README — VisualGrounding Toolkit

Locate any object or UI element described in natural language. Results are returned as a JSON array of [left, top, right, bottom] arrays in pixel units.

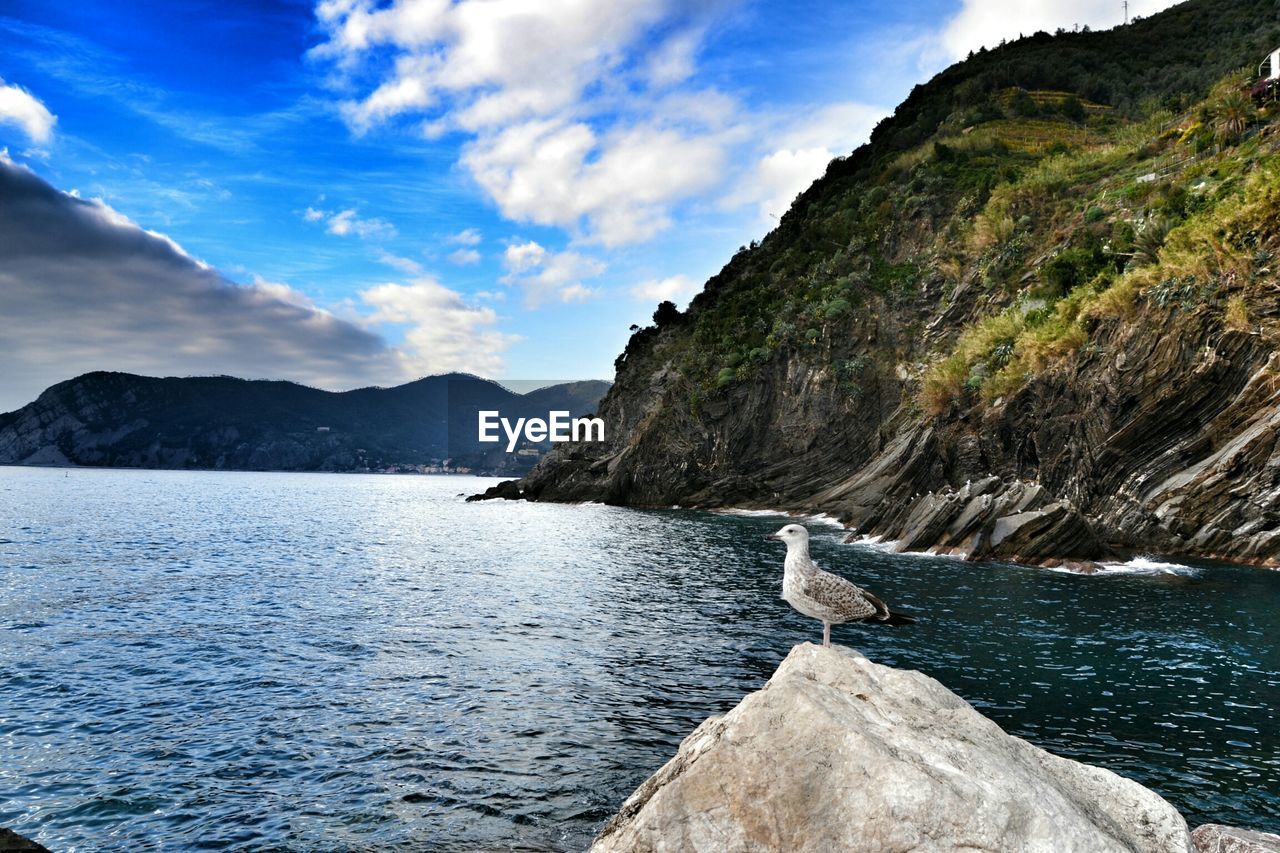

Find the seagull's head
[[765, 524, 809, 547]]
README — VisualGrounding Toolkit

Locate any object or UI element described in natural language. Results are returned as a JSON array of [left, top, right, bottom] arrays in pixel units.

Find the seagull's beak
[[764, 533, 780, 541]]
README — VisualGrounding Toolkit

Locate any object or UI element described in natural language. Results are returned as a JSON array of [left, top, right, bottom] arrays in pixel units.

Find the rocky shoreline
[[0, 827, 50, 852], [471, 479, 1216, 575], [591, 643, 1280, 852]]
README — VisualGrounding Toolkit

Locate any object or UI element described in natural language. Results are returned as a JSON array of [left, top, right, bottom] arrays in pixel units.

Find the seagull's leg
[[822, 621, 831, 648]]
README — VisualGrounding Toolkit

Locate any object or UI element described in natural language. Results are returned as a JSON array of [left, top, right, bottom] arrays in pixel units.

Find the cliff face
[[0, 372, 609, 472], [491, 0, 1280, 567]]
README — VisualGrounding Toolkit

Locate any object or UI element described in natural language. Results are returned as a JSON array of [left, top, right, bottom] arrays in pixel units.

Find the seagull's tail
[[882, 610, 916, 626]]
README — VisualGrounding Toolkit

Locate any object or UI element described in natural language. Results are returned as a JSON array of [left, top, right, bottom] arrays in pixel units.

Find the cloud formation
[[937, 0, 1182, 60], [0, 78, 55, 143], [313, 0, 739, 246], [360, 278, 516, 378], [448, 227, 482, 245], [501, 239, 604, 306], [304, 204, 397, 239], [461, 116, 729, 246], [0, 155, 510, 411], [728, 102, 885, 223], [629, 274, 698, 305], [315, 0, 673, 133], [310, 1, 899, 257]]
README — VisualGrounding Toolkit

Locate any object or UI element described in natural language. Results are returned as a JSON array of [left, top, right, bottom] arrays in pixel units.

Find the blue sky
[[0, 0, 1179, 410]]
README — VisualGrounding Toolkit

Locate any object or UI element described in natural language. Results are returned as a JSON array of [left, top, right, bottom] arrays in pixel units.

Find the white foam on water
[[711, 507, 845, 529], [1095, 555, 1200, 577], [843, 534, 966, 560], [846, 533, 895, 551], [845, 538, 1197, 575], [709, 507, 786, 518]]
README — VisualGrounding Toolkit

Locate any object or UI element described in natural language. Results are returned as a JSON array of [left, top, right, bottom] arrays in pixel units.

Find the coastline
[[474, 482, 1280, 573]]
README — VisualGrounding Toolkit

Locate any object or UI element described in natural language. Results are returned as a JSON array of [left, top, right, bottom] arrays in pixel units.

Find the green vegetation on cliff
[[510, 0, 1280, 567], [922, 73, 1280, 414], [622, 7, 1280, 395]]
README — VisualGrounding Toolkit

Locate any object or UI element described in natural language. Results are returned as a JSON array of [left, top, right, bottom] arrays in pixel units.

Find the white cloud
[[557, 283, 597, 303], [773, 102, 886, 152], [249, 275, 324, 310], [503, 239, 548, 273], [318, 0, 672, 132], [745, 147, 834, 222], [937, 0, 1182, 61], [314, 0, 736, 246], [303, 204, 398, 239], [327, 208, 397, 239], [376, 248, 425, 275], [630, 274, 699, 305], [448, 227, 482, 245], [359, 277, 517, 377], [645, 29, 702, 88], [312, 3, 901, 247], [447, 247, 480, 265], [728, 101, 885, 223], [500, 238, 604, 307], [463, 117, 728, 246], [0, 79, 56, 144]]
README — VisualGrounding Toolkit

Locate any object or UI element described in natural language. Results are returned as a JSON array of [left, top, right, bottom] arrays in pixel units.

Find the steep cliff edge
[[482, 0, 1280, 567]]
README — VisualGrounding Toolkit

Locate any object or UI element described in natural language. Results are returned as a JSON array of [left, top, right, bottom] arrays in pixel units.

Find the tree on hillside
[[653, 301, 681, 327], [1214, 89, 1254, 142], [1060, 95, 1086, 122], [1011, 89, 1039, 117]]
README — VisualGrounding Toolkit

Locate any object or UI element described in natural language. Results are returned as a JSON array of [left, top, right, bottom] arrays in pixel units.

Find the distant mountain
[[0, 372, 610, 473]]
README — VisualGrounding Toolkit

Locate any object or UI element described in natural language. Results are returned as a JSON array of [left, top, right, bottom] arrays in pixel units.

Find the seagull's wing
[[858, 588, 894, 621], [799, 570, 887, 622]]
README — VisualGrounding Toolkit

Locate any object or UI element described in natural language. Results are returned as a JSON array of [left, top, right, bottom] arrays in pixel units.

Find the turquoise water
[[1, 467, 1277, 850]]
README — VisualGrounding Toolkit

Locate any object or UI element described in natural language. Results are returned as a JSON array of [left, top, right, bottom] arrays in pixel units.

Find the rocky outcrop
[[836, 476, 1113, 566], [593, 643, 1192, 852], [827, 322, 1280, 567], [1192, 825, 1280, 853], [0, 827, 51, 853], [466, 478, 523, 501], [500, 291, 1280, 567]]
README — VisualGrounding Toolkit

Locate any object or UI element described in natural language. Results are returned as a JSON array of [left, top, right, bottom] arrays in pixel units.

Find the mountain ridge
[[478, 0, 1280, 568], [0, 371, 610, 473]]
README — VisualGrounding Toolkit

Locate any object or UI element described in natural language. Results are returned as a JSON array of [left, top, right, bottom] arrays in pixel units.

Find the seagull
[[766, 523, 915, 647]]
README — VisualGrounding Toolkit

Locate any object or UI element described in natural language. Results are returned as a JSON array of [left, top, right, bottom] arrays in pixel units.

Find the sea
[[1, 467, 1277, 850]]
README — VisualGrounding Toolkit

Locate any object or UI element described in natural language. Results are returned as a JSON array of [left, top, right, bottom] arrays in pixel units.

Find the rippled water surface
[[1, 467, 1278, 850]]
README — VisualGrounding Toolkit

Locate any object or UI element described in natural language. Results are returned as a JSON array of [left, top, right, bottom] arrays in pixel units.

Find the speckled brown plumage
[[797, 570, 891, 623], [769, 522, 914, 646]]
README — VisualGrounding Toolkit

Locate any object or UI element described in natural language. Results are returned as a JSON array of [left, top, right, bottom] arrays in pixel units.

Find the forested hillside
[[482, 0, 1280, 568], [0, 373, 608, 473]]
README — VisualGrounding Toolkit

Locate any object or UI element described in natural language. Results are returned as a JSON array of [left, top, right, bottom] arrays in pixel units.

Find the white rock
[[1192, 823, 1280, 853], [592, 643, 1192, 853]]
